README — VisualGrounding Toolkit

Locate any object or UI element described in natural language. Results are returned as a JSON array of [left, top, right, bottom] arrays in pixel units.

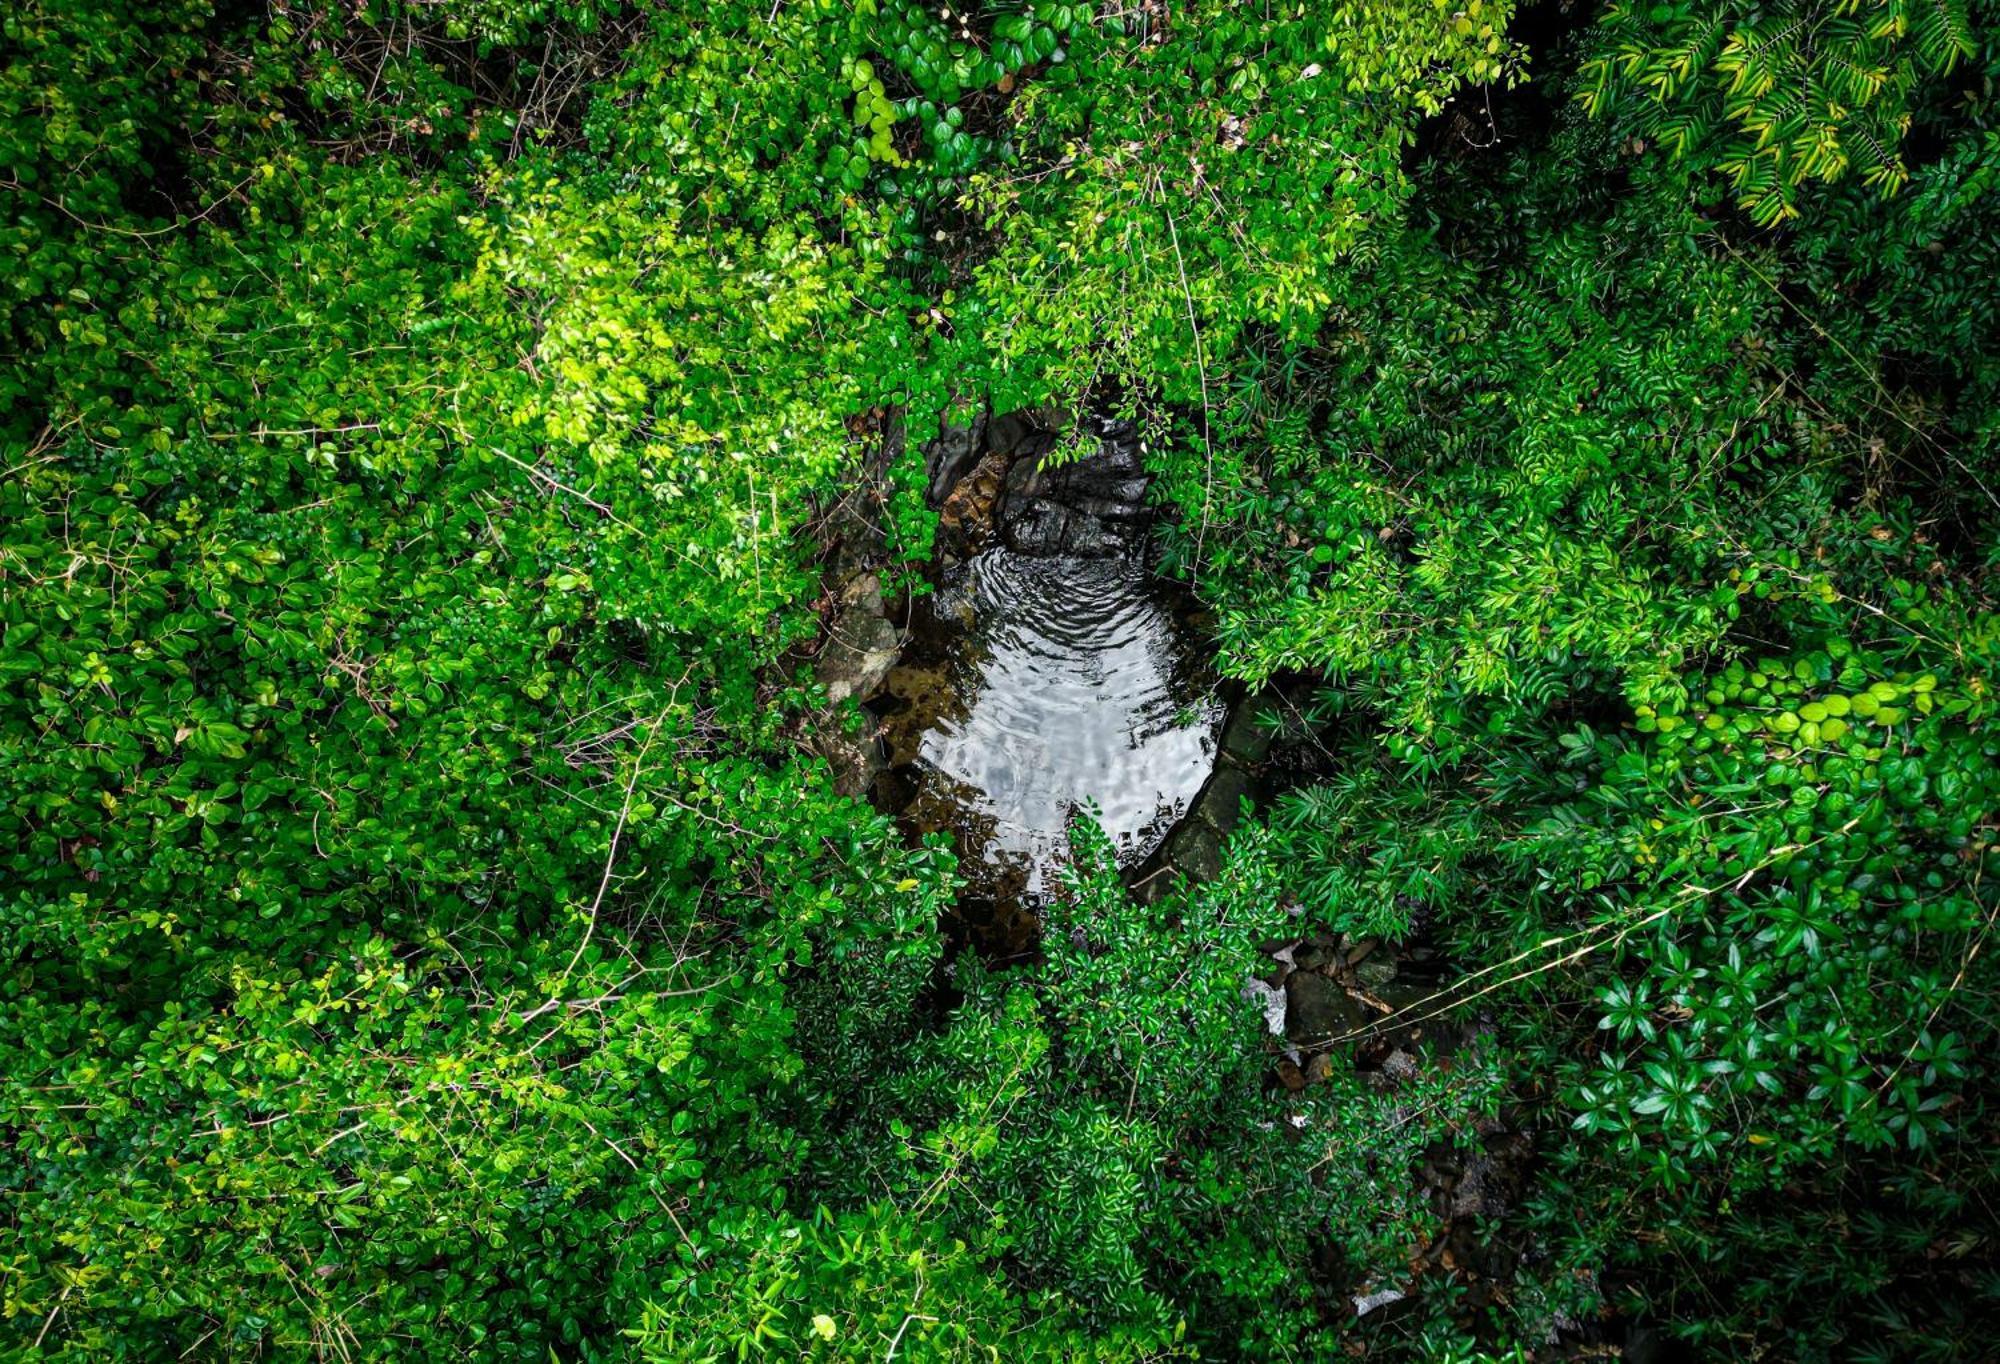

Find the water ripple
[[916, 549, 1223, 897]]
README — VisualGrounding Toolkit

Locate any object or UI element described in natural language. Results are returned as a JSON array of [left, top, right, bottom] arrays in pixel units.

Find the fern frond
[[1913, 0, 1975, 73]]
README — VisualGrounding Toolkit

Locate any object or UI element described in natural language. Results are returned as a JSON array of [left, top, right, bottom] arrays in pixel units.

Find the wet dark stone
[[1064, 493, 1151, 523], [999, 499, 1128, 557], [1286, 971, 1363, 1044], [924, 414, 987, 508], [1356, 955, 1399, 988], [1220, 695, 1280, 766], [996, 418, 1153, 559], [870, 761, 922, 813], [810, 727, 886, 799], [1047, 467, 1150, 505], [985, 410, 1034, 456], [1163, 820, 1224, 883], [999, 455, 1047, 509], [1293, 940, 1338, 973], [1129, 862, 1177, 906], [1371, 980, 1432, 1014], [1194, 765, 1252, 833]]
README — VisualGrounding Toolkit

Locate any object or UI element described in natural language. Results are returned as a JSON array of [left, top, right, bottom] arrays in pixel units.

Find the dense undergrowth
[[2, 0, 1997, 1358]]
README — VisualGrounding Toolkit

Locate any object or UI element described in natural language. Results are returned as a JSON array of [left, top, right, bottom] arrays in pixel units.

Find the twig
[[556, 707, 670, 987], [1869, 856, 1995, 1103], [483, 445, 634, 529], [884, 1313, 936, 1362], [1308, 829, 1842, 1047], [1163, 204, 1216, 585], [34, 173, 256, 240], [33, 1285, 72, 1350], [574, 1111, 694, 1249]]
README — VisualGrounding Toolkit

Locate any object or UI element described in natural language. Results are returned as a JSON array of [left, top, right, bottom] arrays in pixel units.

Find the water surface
[[879, 547, 1223, 908]]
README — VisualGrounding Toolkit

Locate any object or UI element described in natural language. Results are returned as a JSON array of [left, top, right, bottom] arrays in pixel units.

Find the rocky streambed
[[808, 406, 1273, 950], [891, 412, 1224, 944]]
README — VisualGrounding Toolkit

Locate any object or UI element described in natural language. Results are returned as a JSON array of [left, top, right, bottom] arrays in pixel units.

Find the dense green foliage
[[3, 0, 1996, 1358], [1579, 0, 1980, 223]]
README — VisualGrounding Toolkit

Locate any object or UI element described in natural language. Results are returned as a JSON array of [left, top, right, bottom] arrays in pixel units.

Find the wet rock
[[938, 595, 977, 631], [1285, 971, 1362, 1044], [1052, 468, 1150, 507], [809, 728, 885, 798], [818, 607, 900, 705], [1193, 765, 1251, 834], [870, 761, 922, 812], [1065, 492, 1151, 523], [924, 413, 987, 508], [984, 410, 1035, 456], [1293, 940, 1338, 973], [1220, 696, 1280, 766], [1020, 429, 1062, 464], [1356, 955, 1399, 988], [995, 419, 1153, 557], [1162, 819, 1223, 883], [803, 577, 895, 795], [1092, 419, 1145, 470], [821, 497, 887, 584], [937, 450, 1010, 554], [1371, 980, 1431, 1014], [999, 498, 1127, 557], [1451, 1152, 1506, 1220], [840, 570, 884, 615], [1027, 402, 1073, 433], [1378, 1048, 1420, 1083], [1008, 454, 1147, 505]]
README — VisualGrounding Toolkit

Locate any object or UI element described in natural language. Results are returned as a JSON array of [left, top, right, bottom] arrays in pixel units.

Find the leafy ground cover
[[3, 0, 1996, 1358]]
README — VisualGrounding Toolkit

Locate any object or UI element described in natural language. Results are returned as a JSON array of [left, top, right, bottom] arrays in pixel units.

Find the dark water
[[876, 548, 1223, 911]]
